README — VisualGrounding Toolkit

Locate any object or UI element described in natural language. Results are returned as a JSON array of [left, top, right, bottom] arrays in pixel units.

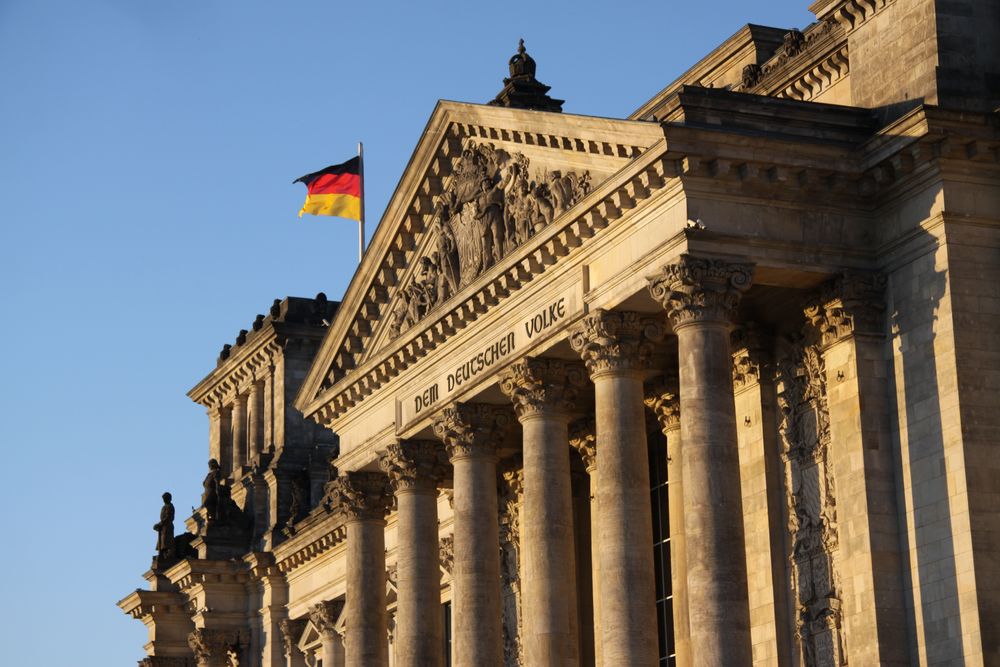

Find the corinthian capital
[[309, 600, 344, 637], [731, 323, 773, 389], [328, 471, 392, 522], [570, 309, 663, 378], [499, 357, 587, 419], [278, 618, 307, 657], [188, 628, 238, 663], [805, 271, 887, 345], [644, 380, 681, 434], [378, 440, 447, 493], [432, 403, 511, 461], [648, 254, 754, 328], [568, 417, 597, 472]]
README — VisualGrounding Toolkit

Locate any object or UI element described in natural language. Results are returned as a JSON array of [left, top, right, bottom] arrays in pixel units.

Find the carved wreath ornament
[[390, 142, 591, 337]]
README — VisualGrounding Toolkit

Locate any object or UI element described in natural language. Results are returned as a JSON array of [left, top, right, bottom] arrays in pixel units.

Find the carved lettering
[[523, 296, 566, 339]]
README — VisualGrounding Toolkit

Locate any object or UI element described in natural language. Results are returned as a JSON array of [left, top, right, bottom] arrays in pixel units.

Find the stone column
[[806, 273, 907, 664], [231, 393, 248, 474], [329, 472, 392, 667], [569, 419, 601, 667], [433, 403, 508, 667], [248, 553, 289, 667], [379, 441, 447, 667], [309, 600, 346, 667], [648, 255, 754, 666], [499, 357, 584, 666], [570, 309, 661, 666], [278, 619, 308, 667], [249, 379, 265, 460], [263, 365, 275, 452], [217, 406, 233, 477], [645, 382, 691, 667]]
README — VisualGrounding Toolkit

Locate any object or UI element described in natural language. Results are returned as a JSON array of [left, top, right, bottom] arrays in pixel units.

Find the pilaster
[[806, 272, 908, 665]]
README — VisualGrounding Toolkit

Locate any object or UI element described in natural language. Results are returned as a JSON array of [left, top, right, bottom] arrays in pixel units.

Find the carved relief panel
[[390, 141, 590, 338], [776, 337, 847, 667], [498, 463, 524, 667]]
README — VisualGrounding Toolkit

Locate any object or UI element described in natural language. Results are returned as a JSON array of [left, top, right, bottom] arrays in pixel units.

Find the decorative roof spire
[[489, 39, 564, 113]]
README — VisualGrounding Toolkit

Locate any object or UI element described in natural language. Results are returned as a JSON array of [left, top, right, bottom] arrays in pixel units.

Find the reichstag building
[[119, 0, 1000, 665]]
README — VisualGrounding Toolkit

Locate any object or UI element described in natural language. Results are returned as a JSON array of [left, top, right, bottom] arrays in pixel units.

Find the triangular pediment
[[296, 101, 666, 423]]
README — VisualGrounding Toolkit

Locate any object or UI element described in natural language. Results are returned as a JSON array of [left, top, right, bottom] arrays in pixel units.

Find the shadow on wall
[[888, 228, 964, 663]]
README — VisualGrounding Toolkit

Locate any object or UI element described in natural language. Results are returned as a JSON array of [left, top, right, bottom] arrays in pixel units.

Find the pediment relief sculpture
[[389, 141, 591, 338]]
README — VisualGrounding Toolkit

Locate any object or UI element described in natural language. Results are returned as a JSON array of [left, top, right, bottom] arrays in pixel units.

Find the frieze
[[397, 285, 579, 428], [389, 141, 590, 338]]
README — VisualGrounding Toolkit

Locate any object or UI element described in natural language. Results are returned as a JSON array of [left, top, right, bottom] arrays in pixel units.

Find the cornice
[[117, 589, 189, 620]]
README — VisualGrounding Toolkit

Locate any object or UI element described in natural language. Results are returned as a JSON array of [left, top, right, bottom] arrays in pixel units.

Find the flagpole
[[358, 141, 365, 263]]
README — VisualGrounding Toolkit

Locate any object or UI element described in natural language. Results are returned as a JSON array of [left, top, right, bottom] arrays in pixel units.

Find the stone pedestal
[[571, 309, 661, 666], [328, 472, 392, 667], [379, 440, 447, 667], [649, 255, 754, 666], [433, 403, 508, 667], [500, 358, 584, 666]]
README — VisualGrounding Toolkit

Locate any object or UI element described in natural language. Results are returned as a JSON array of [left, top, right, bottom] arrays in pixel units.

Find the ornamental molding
[[740, 19, 849, 103], [432, 402, 512, 460], [570, 309, 664, 377], [378, 440, 448, 493], [498, 357, 587, 419], [648, 254, 754, 329], [439, 535, 455, 576]]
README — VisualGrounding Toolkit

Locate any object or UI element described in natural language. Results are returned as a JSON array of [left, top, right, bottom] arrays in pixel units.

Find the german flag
[[294, 157, 362, 219]]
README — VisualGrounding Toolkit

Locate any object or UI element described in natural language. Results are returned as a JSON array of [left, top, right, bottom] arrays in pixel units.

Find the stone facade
[[121, 4, 1000, 665]]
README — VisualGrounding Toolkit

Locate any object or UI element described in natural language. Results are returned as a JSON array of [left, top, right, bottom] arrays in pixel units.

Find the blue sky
[[0, 1, 814, 663]]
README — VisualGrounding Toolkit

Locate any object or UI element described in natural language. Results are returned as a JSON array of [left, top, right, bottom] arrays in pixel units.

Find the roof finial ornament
[[490, 38, 563, 112]]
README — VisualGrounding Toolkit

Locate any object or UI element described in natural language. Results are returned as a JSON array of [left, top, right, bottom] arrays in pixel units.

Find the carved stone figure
[[287, 466, 311, 525], [201, 459, 223, 521], [390, 142, 590, 337], [153, 492, 175, 559]]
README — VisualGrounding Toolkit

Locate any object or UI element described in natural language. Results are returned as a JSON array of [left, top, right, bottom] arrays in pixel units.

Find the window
[[443, 601, 452, 667], [649, 432, 675, 666]]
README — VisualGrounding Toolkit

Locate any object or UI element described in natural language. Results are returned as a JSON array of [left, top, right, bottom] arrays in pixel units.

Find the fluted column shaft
[[501, 358, 584, 666], [434, 404, 508, 667], [571, 310, 661, 666], [329, 472, 392, 667], [649, 255, 754, 666], [380, 441, 446, 667]]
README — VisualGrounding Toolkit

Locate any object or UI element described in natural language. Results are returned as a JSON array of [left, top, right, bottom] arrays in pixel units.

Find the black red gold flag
[[293, 157, 362, 220]]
